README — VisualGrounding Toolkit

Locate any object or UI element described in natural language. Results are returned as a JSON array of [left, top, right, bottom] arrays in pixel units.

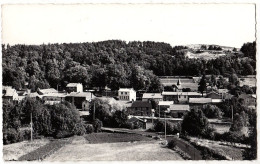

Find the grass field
[[18, 137, 73, 161], [3, 139, 49, 161], [45, 136, 183, 161], [84, 132, 152, 144], [166, 136, 202, 160], [189, 137, 245, 160]]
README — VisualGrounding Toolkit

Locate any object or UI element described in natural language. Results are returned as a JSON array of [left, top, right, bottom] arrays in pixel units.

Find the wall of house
[[127, 107, 152, 116], [178, 95, 188, 103]]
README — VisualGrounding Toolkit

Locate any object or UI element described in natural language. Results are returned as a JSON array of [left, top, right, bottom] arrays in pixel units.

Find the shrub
[[54, 130, 73, 139], [72, 122, 86, 136], [85, 124, 94, 134], [168, 140, 177, 149], [3, 128, 21, 145], [93, 119, 103, 132]]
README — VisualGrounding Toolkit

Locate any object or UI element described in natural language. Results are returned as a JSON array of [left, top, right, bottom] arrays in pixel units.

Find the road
[[45, 136, 183, 161]]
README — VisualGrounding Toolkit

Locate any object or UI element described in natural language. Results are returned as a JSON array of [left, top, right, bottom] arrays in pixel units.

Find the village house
[[238, 94, 256, 109], [65, 92, 95, 110], [118, 88, 136, 101], [42, 93, 67, 105], [206, 91, 223, 104], [2, 86, 19, 103], [126, 116, 148, 129], [168, 104, 190, 118], [162, 91, 202, 103], [66, 83, 83, 93], [142, 93, 163, 102], [127, 101, 152, 116]]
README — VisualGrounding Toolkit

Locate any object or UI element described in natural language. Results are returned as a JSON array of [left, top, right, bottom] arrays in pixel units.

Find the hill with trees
[[2, 41, 256, 91]]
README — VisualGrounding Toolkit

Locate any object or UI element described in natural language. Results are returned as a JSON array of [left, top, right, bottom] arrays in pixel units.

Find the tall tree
[[198, 74, 207, 96]]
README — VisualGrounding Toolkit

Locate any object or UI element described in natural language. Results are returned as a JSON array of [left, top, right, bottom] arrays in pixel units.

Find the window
[[125, 92, 127, 95], [179, 95, 180, 98], [121, 92, 123, 95], [184, 96, 186, 98]]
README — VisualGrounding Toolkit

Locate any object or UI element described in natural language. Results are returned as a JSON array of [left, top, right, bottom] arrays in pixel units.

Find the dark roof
[[127, 117, 146, 123], [206, 92, 221, 99], [131, 101, 152, 108]]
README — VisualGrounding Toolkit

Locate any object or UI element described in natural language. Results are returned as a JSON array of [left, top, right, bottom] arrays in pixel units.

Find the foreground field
[[3, 139, 49, 161], [45, 135, 183, 161]]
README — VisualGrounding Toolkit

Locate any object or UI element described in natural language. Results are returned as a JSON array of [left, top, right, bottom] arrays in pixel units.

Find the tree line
[[2, 41, 256, 92]]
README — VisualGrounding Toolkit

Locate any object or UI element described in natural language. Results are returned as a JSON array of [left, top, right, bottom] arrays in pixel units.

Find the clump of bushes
[[85, 124, 94, 134], [154, 120, 181, 135], [3, 98, 88, 144], [167, 140, 177, 149]]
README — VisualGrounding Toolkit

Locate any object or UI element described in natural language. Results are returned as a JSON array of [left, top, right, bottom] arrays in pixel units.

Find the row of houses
[[2, 83, 94, 111], [120, 87, 256, 119]]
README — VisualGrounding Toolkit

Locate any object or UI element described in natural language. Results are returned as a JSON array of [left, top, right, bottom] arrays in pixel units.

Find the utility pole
[[93, 102, 96, 120], [159, 105, 160, 118], [231, 105, 233, 122], [164, 111, 167, 140], [30, 112, 33, 142]]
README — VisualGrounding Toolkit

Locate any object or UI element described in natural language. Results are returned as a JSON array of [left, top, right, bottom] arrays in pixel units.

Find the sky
[[2, 4, 256, 48]]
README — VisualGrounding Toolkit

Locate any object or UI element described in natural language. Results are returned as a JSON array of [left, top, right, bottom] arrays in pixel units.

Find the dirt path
[[45, 136, 183, 161]]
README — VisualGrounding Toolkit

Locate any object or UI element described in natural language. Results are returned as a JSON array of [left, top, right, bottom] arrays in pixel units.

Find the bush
[[93, 119, 103, 132], [85, 124, 94, 134], [72, 122, 86, 136], [202, 105, 223, 119], [168, 140, 177, 149], [54, 130, 73, 139], [3, 128, 22, 145], [154, 120, 180, 135]]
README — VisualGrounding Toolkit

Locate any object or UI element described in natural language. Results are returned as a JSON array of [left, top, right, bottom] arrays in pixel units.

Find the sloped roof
[[142, 93, 163, 99], [67, 92, 94, 99], [28, 92, 40, 98], [127, 116, 146, 123], [131, 101, 152, 108], [42, 93, 67, 98], [38, 88, 58, 94], [158, 101, 174, 106], [169, 104, 190, 111], [179, 83, 199, 90], [189, 98, 212, 104], [66, 83, 82, 87], [206, 92, 221, 99], [162, 91, 201, 96], [119, 88, 136, 92], [217, 89, 229, 93]]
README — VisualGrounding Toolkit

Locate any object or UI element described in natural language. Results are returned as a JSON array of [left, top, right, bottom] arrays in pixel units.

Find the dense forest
[[2, 40, 256, 92]]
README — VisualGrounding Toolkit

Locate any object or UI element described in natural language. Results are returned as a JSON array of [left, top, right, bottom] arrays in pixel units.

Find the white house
[[118, 88, 136, 101], [66, 83, 83, 93]]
